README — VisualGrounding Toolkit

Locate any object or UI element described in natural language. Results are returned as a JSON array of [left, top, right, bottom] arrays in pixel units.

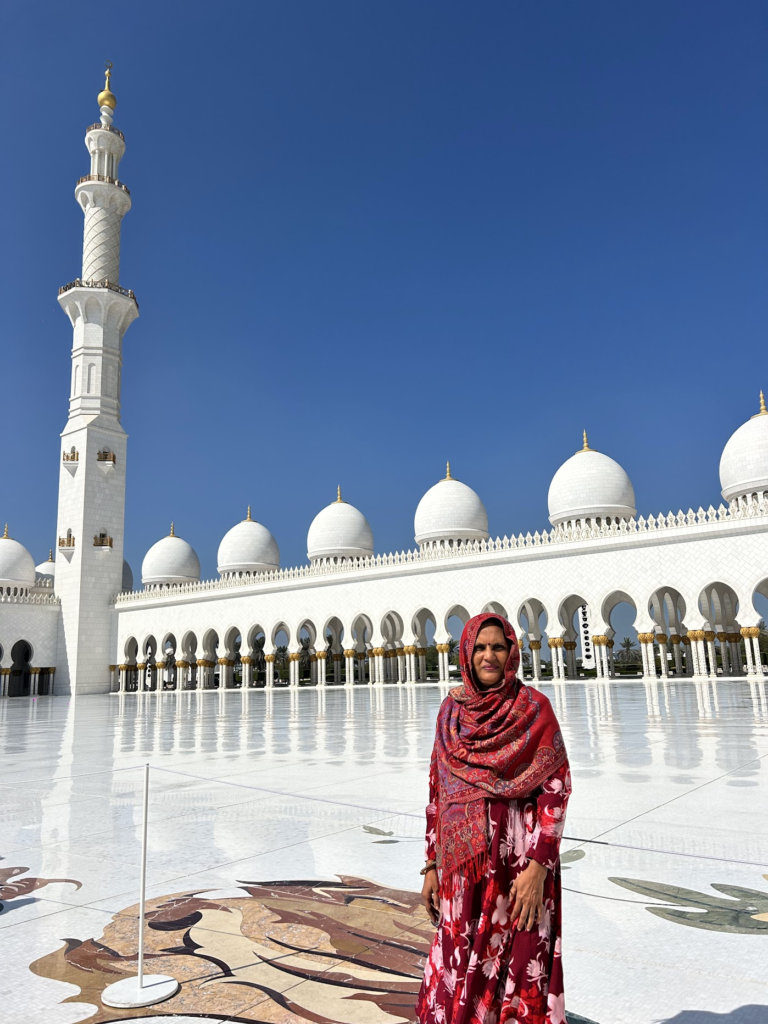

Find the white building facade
[[2, 75, 768, 697]]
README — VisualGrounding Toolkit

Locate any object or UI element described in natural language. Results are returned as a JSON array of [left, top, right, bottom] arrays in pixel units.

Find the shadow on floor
[[660, 1009, 768, 1024]]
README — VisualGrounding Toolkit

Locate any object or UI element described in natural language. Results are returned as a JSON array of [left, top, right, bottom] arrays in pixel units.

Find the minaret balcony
[[76, 173, 130, 196], [93, 534, 113, 550], [86, 122, 124, 141], [97, 450, 117, 475], [58, 534, 76, 562], [58, 278, 139, 313], [62, 449, 79, 477]]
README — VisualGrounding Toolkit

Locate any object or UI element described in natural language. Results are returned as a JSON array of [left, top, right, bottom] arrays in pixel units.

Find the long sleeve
[[527, 761, 571, 870], [424, 749, 438, 862]]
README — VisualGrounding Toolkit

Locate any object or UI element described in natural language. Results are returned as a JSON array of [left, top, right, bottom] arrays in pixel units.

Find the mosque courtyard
[[1, 680, 766, 1024]]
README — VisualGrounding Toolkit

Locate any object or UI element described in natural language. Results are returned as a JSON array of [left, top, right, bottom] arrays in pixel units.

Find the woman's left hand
[[510, 859, 547, 931]]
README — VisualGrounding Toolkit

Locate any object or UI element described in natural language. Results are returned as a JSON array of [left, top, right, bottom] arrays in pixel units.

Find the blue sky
[[2, 1, 767, 600]]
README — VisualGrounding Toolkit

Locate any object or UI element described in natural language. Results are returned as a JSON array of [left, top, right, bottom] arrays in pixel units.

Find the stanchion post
[[101, 763, 180, 1009]]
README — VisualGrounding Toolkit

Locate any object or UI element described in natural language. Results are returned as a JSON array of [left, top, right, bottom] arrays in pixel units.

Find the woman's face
[[472, 624, 510, 688]]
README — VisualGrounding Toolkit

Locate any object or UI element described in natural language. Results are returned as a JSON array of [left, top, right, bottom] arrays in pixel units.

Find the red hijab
[[433, 612, 567, 892]]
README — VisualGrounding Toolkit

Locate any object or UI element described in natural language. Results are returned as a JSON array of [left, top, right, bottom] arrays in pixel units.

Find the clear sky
[[2, 1, 767, 598]]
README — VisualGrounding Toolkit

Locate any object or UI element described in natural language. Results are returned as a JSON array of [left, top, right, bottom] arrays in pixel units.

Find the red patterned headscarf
[[433, 612, 567, 893]]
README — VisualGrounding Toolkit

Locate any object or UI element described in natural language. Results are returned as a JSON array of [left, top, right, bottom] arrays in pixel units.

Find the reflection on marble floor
[[0, 679, 767, 1023]]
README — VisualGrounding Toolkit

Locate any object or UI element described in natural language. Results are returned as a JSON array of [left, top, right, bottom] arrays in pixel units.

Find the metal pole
[[138, 762, 149, 989]]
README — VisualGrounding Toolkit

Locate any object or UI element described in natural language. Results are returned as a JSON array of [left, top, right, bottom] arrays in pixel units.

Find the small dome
[[548, 433, 636, 527], [414, 464, 489, 548], [307, 488, 373, 563], [122, 559, 134, 592], [0, 527, 36, 589], [35, 551, 56, 581], [218, 508, 280, 575], [141, 524, 201, 586], [719, 393, 768, 507]]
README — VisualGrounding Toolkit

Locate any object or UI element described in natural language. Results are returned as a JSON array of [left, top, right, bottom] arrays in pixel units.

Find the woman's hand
[[421, 867, 440, 925], [510, 859, 547, 931]]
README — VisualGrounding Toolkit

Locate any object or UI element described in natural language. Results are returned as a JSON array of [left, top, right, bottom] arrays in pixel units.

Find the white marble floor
[[1, 679, 767, 1024]]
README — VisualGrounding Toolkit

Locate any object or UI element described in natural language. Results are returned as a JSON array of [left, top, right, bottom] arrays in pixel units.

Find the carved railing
[[94, 535, 113, 547], [85, 122, 124, 140], [114, 499, 768, 604], [0, 592, 60, 606], [97, 451, 116, 463], [76, 174, 130, 195], [58, 535, 75, 549], [58, 279, 138, 310], [62, 451, 79, 462]]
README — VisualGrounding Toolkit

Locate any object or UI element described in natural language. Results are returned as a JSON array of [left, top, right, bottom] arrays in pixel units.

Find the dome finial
[[336, 485, 343, 503], [579, 430, 594, 453], [2, 524, 7, 539], [753, 390, 768, 418], [444, 461, 452, 480], [97, 60, 117, 113], [245, 505, 252, 521], [169, 521, 175, 537], [48, 549, 53, 562]]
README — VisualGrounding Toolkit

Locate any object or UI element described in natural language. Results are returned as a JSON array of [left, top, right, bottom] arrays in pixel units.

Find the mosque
[[2, 72, 768, 699]]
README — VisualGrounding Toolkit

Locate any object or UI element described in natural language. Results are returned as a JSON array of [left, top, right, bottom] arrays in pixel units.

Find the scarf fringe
[[440, 850, 488, 898]]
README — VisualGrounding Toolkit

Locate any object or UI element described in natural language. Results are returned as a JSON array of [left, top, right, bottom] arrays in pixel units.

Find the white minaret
[[54, 65, 138, 695]]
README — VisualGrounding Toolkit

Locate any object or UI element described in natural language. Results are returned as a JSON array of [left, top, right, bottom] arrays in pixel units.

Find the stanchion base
[[102, 974, 180, 1008]]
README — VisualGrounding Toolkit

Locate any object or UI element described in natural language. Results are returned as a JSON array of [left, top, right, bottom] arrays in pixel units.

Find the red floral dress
[[416, 758, 572, 1024]]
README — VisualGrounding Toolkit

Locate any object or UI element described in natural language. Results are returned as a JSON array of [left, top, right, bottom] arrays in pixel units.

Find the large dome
[[307, 489, 373, 564], [218, 508, 280, 575], [141, 525, 201, 586], [122, 559, 134, 592], [719, 394, 768, 508], [0, 527, 36, 590], [548, 433, 636, 527], [414, 464, 489, 548], [35, 551, 56, 582]]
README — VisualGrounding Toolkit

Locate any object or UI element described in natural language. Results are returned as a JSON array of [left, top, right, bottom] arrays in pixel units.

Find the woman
[[416, 613, 571, 1024]]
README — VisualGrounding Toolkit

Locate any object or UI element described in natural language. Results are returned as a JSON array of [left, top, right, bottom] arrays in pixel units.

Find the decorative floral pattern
[[417, 760, 572, 1024]]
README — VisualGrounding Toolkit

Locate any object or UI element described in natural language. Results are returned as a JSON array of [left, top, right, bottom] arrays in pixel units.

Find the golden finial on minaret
[[2, 524, 7, 539], [169, 522, 175, 537], [336, 486, 343, 503], [48, 549, 53, 562], [444, 461, 452, 480], [97, 60, 117, 110], [753, 390, 768, 418], [245, 505, 252, 521]]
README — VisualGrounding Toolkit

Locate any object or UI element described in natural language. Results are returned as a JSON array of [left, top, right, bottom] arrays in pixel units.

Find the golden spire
[[169, 522, 175, 537], [444, 461, 452, 480], [245, 505, 252, 521], [753, 390, 768, 418], [2, 524, 7, 539], [48, 549, 53, 562], [335, 485, 343, 503], [97, 61, 117, 110], [579, 430, 594, 453]]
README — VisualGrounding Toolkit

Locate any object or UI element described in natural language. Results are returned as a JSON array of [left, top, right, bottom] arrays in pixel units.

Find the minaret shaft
[[54, 70, 137, 695]]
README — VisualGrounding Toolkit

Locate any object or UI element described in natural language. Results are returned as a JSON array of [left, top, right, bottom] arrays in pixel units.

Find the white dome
[[0, 530, 36, 589], [548, 436, 636, 527], [719, 398, 768, 506], [218, 511, 280, 575], [122, 559, 134, 592], [307, 490, 373, 563], [414, 467, 489, 548], [35, 552, 56, 581], [141, 527, 201, 586]]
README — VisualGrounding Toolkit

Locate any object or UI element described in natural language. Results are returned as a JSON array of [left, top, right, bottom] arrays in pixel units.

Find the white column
[[344, 650, 355, 686], [530, 641, 542, 681], [704, 633, 717, 678], [656, 635, 668, 678], [417, 648, 427, 681], [717, 634, 730, 676], [728, 635, 743, 675], [751, 634, 764, 676], [241, 658, 253, 687], [316, 652, 327, 687], [265, 656, 275, 688], [405, 646, 416, 683]]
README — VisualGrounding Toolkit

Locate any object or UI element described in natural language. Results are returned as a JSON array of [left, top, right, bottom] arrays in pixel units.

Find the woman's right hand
[[421, 867, 440, 925]]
